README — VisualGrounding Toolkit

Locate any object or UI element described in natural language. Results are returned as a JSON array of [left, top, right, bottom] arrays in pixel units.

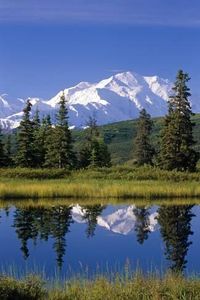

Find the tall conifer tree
[[32, 108, 42, 167], [40, 115, 52, 166], [159, 70, 199, 171], [79, 116, 111, 168], [134, 109, 154, 165], [0, 126, 6, 167], [45, 93, 74, 168], [4, 134, 13, 166], [15, 100, 35, 167]]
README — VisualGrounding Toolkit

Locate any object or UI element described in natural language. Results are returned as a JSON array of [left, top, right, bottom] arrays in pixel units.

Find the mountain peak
[[1, 71, 199, 130]]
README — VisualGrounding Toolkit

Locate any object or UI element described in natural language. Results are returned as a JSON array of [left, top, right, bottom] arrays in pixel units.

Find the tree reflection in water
[[12, 204, 106, 268], [82, 205, 106, 238], [13, 206, 73, 268], [157, 205, 194, 273], [133, 206, 151, 244], [0, 203, 195, 272]]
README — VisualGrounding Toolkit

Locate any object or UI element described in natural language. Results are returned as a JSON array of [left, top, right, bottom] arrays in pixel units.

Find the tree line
[[134, 70, 199, 171], [0, 93, 111, 169], [0, 70, 199, 171]]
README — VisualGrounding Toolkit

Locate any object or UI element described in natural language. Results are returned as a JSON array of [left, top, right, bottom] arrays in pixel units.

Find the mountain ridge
[[1, 71, 199, 130]]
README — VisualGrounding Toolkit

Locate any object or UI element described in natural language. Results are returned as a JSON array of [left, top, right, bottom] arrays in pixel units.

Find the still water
[[0, 202, 199, 278]]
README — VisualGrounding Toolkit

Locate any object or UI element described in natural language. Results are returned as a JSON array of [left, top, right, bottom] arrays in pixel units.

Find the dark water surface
[[0, 202, 199, 278]]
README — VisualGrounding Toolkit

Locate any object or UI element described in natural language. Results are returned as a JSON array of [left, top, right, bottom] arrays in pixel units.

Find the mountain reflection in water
[[0, 203, 196, 275]]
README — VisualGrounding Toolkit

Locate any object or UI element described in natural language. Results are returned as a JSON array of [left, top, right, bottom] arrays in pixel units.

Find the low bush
[[0, 168, 70, 180], [1, 273, 200, 299], [0, 275, 46, 300]]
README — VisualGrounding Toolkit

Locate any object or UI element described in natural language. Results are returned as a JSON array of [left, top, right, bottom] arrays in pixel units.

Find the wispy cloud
[[0, 0, 200, 27]]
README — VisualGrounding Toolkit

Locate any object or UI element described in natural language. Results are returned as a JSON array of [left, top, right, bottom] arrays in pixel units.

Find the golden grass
[[1, 273, 200, 299], [0, 178, 200, 200]]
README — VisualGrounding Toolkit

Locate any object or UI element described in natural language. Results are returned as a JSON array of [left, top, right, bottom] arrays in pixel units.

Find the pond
[[0, 202, 199, 278]]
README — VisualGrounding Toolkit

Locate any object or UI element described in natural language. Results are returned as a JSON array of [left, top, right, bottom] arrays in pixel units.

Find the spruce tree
[[0, 126, 6, 167], [15, 100, 35, 167], [159, 70, 199, 171], [45, 94, 74, 168], [79, 116, 111, 168], [32, 108, 42, 167], [40, 115, 52, 166], [90, 139, 111, 168], [4, 134, 13, 166], [134, 109, 154, 165]]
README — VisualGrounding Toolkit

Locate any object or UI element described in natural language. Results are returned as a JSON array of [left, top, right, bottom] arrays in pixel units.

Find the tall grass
[[1, 272, 200, 299], [0, 179, 198, 200], [0, 166, 200, 200], [0, 178, 200, 200]]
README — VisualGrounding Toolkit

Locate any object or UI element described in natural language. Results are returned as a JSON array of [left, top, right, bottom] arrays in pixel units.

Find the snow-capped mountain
[[71, 204, 158, 235], [1, 71, 199, 130]]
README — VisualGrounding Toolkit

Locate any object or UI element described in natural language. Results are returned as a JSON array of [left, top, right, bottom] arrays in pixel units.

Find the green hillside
[[72, 114, 200, 165]]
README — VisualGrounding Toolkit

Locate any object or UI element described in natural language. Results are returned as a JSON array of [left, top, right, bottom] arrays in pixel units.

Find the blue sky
[[1, 0, 200, 99]]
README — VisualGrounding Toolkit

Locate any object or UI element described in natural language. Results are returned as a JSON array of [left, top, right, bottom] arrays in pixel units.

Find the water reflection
[[12, 204, 105, 269], [133, 207, 152, 244], [0, 203, 196, 274], [157, 205, 194, 273]]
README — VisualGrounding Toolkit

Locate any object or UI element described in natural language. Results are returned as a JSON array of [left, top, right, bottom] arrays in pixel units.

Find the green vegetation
[[0, 165, 200, 200], [74, 112, 200, 165], [1, 70, 199, 170], [44, 93, 75, 168], [0, 95, 111, 170], [2, 165, 200, 181], [15, 99, 35, 167], [0, 174, 200, 200], [78, 116, 111, 168], [134, 108, 155, 166], [158, 70, 199, 171], [1, 273, 200, 299], [0, 275, 45, 300]]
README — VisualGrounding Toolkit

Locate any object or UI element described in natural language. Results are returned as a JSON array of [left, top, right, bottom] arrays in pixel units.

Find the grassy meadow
[[0, 166, 200, 201], [1, 273, 200, 300]]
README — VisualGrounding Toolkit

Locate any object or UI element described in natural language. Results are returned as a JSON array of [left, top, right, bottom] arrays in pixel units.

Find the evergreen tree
[[79, 116, 111, 168], [0, 126, 6, 167], [15, 100, 35, 167], [159, 70, 199, 171], [4, 134, 13, 166], [32, 108, 42, 167], [134, 109, 155, 165], [79, 145, 92, 168], [40, 115, 53, 167], [86, 116, 99, 141], [157, 205, 194, 273], [90, 139, 111, 168], [45, 94, 75, 168]]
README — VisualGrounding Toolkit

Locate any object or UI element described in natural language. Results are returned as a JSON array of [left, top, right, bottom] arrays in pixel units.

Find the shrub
[[0, 275, 46, 300]]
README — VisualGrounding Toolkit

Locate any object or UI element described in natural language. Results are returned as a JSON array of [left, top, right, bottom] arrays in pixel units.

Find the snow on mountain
[[71, 204, 158, 235], [0, 71, 199, 130]]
